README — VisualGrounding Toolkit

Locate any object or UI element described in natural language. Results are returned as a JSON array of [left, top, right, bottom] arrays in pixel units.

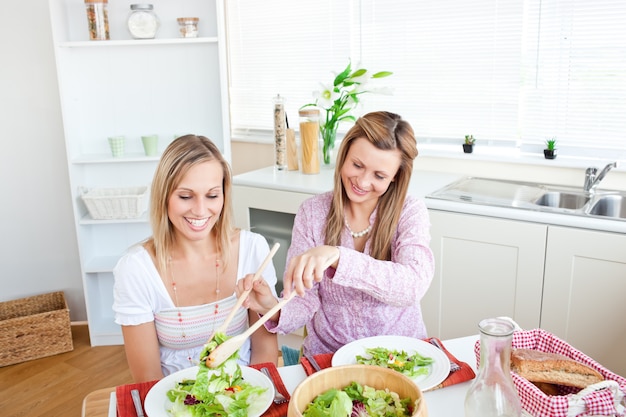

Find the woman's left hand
[[283, 245, 340, 297]]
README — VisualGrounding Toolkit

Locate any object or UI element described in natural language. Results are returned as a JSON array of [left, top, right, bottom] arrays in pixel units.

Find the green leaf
[[372, 71, 393, 78], [349, 68, 367, 78]]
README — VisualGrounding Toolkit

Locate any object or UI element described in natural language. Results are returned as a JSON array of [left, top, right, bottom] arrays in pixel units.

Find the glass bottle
[[84, 0, 109, 41], [127, 4, 160, 39], [465, 317, 522, 417], [299, 109, 320, 174], [273, 95, 287, 171]]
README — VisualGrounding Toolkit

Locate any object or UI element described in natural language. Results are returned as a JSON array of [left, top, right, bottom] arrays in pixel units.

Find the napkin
[[250, 362, 290, 417], [115, 380, 158, 417], [424, 337, 476, 391], [300, 353, 334, 376]]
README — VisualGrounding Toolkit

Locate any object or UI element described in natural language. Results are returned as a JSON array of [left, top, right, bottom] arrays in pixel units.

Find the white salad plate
[[144, 365, 274, 417], [331, 335, 451, 391]]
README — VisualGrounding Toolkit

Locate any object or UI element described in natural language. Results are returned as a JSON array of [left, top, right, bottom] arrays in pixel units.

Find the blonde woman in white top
[[113, 135, 278, 382]]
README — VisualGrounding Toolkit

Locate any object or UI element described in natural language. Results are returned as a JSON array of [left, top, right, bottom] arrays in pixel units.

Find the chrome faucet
[[583, 161, 618, 193]]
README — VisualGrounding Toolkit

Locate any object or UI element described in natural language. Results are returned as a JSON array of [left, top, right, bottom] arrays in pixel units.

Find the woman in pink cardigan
[[241, 111, 435, 355]]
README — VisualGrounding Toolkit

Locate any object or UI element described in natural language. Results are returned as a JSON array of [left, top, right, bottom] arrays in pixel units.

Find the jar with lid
[[299, 109, 320, 174], [127, 4, 160, 39], [84, 0, 109, 41], [465, 317, 522, 417], [273, 95, 287, 171], [177, 17, 200, 38]]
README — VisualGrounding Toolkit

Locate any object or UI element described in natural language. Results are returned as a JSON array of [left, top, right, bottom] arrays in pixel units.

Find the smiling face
[[167, 160, 224, 242], [340, 137, 402, 207]]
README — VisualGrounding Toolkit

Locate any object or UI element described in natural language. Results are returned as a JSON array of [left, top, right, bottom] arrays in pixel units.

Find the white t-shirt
[[112, 230, 278, 376]]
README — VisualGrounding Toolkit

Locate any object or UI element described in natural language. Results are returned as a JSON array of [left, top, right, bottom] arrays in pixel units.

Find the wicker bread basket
[[0, 291, 73, 367]]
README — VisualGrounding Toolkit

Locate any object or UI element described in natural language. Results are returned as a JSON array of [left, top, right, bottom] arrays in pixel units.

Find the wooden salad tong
[[206, 291, 297, 368], [203, 242, 280, 362]]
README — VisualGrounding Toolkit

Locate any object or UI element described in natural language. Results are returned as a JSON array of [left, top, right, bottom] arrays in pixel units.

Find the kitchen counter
[[233, 166, 626, 233]]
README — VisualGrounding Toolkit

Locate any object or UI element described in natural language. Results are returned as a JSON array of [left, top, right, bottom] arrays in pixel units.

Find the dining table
[[81, 334, 479, 417]]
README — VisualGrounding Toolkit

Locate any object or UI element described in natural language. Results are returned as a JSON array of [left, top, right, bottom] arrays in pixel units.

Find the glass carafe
[[465, 317, 522, 417]]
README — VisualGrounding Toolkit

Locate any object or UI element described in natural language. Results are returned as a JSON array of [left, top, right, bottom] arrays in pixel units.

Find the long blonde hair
[[325, 111, 418, 260], [144, 135, 235, 275]]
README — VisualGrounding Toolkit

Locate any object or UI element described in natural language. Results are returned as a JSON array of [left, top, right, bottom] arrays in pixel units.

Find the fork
[[260, 367, 288, 404], [429, 338, 461, 373]]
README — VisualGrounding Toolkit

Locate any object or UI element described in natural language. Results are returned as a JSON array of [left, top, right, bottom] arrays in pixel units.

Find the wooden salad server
[[204, 242, 280, 345], [206, 291, 297, 368]]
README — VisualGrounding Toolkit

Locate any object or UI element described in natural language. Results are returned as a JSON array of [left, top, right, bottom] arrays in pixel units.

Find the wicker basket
[[81, 186, 148, 219], [0, 291, 73, 367]]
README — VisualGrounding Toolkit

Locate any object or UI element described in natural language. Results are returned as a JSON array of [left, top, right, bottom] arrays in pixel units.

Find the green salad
[[356, 347, 433, 378], [302, 381, 415, 417], [166, 332, 268, 417]]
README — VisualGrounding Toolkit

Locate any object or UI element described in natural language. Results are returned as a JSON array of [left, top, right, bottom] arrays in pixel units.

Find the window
[[225, 0, 626, 159]]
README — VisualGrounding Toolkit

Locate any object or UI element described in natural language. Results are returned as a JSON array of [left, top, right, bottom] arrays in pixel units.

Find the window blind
[[225, 0, 626, 157]]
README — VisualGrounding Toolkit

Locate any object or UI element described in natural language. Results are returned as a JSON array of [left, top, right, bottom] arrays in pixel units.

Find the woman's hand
[[237, 273, 279, 315], [283, 245, 340, 297]]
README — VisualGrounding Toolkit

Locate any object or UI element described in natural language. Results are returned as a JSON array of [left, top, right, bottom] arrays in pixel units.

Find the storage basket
[[474, 328, 626, 417], [80, 186, 148, 219], [0, 291, 73, 367]]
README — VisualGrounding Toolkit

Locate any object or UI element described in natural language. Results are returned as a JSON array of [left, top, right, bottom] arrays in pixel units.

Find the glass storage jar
[[84, 0, 109, 41], [299, 109, 320, 174], [127, 4, 160, 39], [177, 17, 200, 38]]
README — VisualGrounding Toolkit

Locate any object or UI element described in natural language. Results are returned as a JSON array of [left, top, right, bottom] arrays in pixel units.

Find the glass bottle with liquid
[[465, 317, 522, 417]]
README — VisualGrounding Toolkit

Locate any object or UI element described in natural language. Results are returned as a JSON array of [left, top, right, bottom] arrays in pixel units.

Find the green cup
[[108, 136, 125, 157], [141, 134, 159, 156]]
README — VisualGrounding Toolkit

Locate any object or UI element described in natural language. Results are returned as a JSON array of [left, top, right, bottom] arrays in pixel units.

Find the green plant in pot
[[463, 134, 476, 153], [544, 137, 557, 159]]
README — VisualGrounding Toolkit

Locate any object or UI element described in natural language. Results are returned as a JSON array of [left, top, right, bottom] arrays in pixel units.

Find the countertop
[[233, 166, 626, 233]]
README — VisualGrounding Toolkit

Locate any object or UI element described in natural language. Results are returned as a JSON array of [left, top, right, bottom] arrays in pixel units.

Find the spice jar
[[273, 95, 287, 171], [127, 4, 160, 39], [84, 0, 109, 41], [465, 318, 522, 417], [177, 17, 200, 38], [299, 109, 320, 175]]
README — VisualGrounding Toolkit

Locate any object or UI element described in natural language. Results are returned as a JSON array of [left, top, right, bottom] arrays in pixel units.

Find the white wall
[[0, 0, 85, 321]]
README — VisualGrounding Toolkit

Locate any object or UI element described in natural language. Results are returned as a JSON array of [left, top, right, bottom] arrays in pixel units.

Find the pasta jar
[[177, 17, 200, 38], [84, 0, 109, 41], [299, 109, 320, 175], [127, 4, 160, 39]]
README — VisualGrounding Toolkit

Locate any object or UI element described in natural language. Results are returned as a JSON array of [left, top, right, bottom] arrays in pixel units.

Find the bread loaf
[[511, 348, 604, 388]]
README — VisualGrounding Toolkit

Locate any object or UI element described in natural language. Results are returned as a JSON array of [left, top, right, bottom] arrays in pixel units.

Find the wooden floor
[[0, 325, 133, 417]]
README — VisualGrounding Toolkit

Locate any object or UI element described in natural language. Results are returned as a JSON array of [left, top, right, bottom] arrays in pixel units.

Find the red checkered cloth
[[249, 362, 290, 417], [473, 328, 626, 417]]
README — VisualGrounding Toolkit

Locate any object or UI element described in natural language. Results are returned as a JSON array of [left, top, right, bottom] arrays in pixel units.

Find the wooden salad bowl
[[287, 364, 427, 417]]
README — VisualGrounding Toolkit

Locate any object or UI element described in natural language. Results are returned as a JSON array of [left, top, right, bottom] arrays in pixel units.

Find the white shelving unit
[[49, 0, 231, 345]]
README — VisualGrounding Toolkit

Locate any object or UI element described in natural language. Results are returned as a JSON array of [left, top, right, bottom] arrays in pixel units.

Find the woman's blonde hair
[[325, 111, 418, 260], [144, 134, 235, 275]]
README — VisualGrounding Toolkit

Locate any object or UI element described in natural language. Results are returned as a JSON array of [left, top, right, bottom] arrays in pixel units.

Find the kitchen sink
[[427, 176, 626, 221], [533, 191, 590, 210], [587, 195, 626, 219]]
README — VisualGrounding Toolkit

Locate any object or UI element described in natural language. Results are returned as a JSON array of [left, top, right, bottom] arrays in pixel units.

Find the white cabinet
[[49, 0, 230, 345], [542, 226, 626, 377], [424, 210, 547, 339]]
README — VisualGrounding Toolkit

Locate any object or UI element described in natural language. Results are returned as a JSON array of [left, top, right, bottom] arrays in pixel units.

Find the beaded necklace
[[344, 216, 372, 238], [168, 254, 221, 339]]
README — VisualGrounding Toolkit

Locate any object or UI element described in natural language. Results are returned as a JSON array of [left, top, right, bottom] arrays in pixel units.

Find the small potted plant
[[544, 137, 557, 159], [463, 134, 475, 153]]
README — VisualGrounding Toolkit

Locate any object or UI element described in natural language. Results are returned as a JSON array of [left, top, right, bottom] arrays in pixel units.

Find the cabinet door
[[542, 226, 626, 376], [425, 210, 547, 339]]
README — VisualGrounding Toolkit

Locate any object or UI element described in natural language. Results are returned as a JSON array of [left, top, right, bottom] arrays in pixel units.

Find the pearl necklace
[[344, 217, 372, 238], [168, 255, 221, 339]]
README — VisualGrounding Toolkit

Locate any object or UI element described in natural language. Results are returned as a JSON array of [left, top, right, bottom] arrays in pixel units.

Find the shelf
[[72, 153, 160, 164], [58, 37, 218, 48], [79, 212, 149, 225]]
